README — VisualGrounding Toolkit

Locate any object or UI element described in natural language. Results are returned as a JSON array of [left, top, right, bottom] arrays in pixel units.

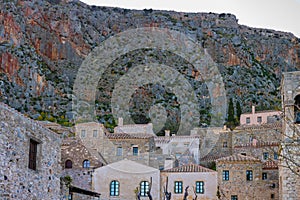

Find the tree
[[163, 176, 172, 200], [146, 177, 153, 200], [183, 186, 189, 200], [235, 100, 242, 125], [226, 98, 235, 129]]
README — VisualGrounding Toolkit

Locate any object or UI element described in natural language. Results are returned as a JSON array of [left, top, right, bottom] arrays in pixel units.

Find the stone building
[[216, 154, 278, 200], [154, 130, 200, 166], [93, 159, 160, 200], [198, 127, 233, 167], [240, 106, 281, 126], [0, 103, 61, 200], [232, 122, 282, 147], [279, 71, 300, 199], [60, 137, 103, 199], [160, 164, 218, 200], [76, 121, 168, 169]]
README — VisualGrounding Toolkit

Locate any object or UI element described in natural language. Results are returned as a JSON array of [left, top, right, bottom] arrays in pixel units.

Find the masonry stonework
[[0, 103, 61, 200]]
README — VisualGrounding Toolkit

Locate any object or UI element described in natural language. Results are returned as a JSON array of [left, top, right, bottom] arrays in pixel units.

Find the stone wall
[[0, 103, 61, 200], [216, 156, 278, 200], [279, 71, 300, 199]]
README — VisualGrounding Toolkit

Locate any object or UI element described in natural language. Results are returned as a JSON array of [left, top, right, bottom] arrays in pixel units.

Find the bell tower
[[280, 71, 300, 199]]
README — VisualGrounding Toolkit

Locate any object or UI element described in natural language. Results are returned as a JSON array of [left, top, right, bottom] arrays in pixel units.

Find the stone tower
[[280, 71, 300, 199]]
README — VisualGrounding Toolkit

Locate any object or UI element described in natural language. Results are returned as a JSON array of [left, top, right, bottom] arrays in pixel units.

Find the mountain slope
[[0, 0, 299, 132]]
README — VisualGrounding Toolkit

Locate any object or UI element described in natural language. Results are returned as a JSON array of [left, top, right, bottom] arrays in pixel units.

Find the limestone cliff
[[0, 0, 299, 132]]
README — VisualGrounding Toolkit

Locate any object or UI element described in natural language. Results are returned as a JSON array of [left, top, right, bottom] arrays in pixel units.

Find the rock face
[[0, 0, 299, 132]]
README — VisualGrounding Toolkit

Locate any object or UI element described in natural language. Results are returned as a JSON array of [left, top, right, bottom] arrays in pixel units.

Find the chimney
[[118, 117, 123, 126], [165, 130, 170, 137], [252, 106, 255, 114]]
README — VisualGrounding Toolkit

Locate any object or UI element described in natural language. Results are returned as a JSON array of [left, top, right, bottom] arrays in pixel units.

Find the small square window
[[223, 142, 228, 148], [246, 117, 250, 124], [246, 170, 253, 181], [231, 195, 238, 200], [116, 147, 122, 156], [174, 181, 183, 193], [274, 152, 278, 160], [133, 147, 138, 156], [81, 130, 86, 138], [263, 152, 269, 160], [262, 172, 267, 180], [222, 170, 229, 181], [257, 116, 262, 123], [93, 130, 98, 137]]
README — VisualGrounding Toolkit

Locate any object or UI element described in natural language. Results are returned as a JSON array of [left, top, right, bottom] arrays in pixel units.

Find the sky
[[81, 0, 300, 38]]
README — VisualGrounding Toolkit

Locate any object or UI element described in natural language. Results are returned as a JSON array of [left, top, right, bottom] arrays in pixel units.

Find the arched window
[[110, 180, 119, 196], [65, 160, 72, 169], [83, 160, 90, 168], [295, 95, 300, 123], [140, 181, 149, 197]]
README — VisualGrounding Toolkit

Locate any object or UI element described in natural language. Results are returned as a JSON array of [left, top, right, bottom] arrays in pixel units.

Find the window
[[263, 152, 269, 160], [117, 147, 123, 156], [241, 153, 246, 156], [231, 195, 238, 200], [246, 170, 253, 181], [274, 152, 278, 160], [93, 130, 98, 137], [271, 194, 275, 199], [83, 160, 90, 168], [68, 193, 73, 200], [222, 170, 229, 181], [65, 160, 73, 169], [195, 181, 204, 194], [257, 116, 262, 123], [262, 172, 267, 180], [294, 95, 300, 123], [246, 117, 250, 124], [174, 181, 183, 193], [81, 130, 86, 138], [28, 139, 38, 170], [223, 142, 228, 148], [140, 181, 149, 197], [133, 147, 138, 156], [110, 180, 119, 196]]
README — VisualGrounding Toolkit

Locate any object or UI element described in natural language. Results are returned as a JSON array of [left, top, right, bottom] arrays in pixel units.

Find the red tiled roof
[[235, 122, 282, 130], [262, 160, 278, 170], [107, 133, 153, 139], [216, 154, 261, 163], [162, 163, 215, 173]]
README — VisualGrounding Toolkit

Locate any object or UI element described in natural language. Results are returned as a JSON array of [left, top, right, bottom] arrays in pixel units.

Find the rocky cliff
[[0, 0, 299, 133]]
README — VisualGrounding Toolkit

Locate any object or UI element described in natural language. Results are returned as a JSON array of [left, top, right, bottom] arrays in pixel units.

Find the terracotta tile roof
[[162, 163, 215, 173], [262, 160, 278, 170], [234, 142, 280, 148], [107, 133, 154, 139], [154, 135, 200, 144], [200, 153, 231, 162], [235, 122, 282, 130], [216, 154, 261, 163]]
